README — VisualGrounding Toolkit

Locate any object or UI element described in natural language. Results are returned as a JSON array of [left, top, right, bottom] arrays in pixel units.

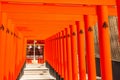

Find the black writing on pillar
[[11, 32, 13, 35], [103, 22, 108, 29], [88, 26, 93, 32], [79, 30, 83, 34], [63, 36, 66, 38], [6, 28, 10, 33], [0, 25, 5, 31], [67, 34, 70, 37], [72, 32, 76, 36], [14, 33, 16, 37]]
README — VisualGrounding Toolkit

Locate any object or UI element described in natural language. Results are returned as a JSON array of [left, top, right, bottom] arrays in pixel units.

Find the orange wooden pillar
[[0, 2, 2, 79], [116, 0, 120, 42], [76, 21, 86, 80], [3, 14, 10, 80], [51, 36, 54, 68], [51, 37, 53, 66], [45, 39, 47, 63], [17, 34, 20, 72], [54, 35, 57, 71], [54, 35, 56, 70], [58, 32, 62, 77], [69, 25, 78, 80], [19, 35, 22, 68], [46, 38, 50, 64], [97, 6, 113, 80], [14, 31, 19, 79], [14, 27, 18, 80], [21, 37, 24, 65], [0, 2, 3, 80], [20, 35, 24, 68], [21, 37, 25, 65], [6, 20, 12, 80], [50, 38, 52, 65], [23, 38, 27, 63], [65, 28, 72, 80], [57, 33, 60, 75], [50, 37, 52, 65], [49, 38, 53, 66], [48, 38, 50, 65], [49, 38, 51, 64], [9, 22, 14, 80], [84, 15, 96, 80], [14, 30, 18, 80], [17, 32, 21, 76], [60, 31, 64, 79], [62, 30, 68, 80], [56, 34, 59, 73], [0, 13, 7, 80]]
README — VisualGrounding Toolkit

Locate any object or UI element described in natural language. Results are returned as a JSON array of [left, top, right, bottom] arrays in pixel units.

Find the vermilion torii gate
[[0, 0, 120, 80]]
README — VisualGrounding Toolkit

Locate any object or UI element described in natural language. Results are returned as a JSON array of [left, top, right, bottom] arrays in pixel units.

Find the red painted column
[[56, 34, 59, 73], [48, 38, 50, 65], [57, 33, 60, 75], [7, 20, 13, 80], [58, 32, 62, 77], [14, 30, 18, 79], [46, 39, 49, 64], [76, 21, 86, 80], [16, 31, 21, 78], [116, 0, 120, 42], [69, 25, 78, 80], [23, 38, 27, 63], [20, 36, 23, 67], [14, 30, 17, 80], [17, 32, 21, 76], [62, 30, 68, 80], [60, 31, 64, 79], [0, 13, 7, 80], [84, 15, 96, 80], [52, 37, 55, 69], [58, 32, 62, 76], [0, 2, 2, 80], [3, 14, 10, 80], [50, 37, 54, 67], [9, 21, 14, 80], [65, 28, 72, 80], [50, 36, 54, 67], [97, 6, 113, 80], [53, 35, 56, 71], [50, 37, 53, 66], [44, 40, 47, 63]]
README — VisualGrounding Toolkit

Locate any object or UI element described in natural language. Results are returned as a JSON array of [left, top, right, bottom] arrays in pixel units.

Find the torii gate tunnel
[[1, 0, 120, 80]]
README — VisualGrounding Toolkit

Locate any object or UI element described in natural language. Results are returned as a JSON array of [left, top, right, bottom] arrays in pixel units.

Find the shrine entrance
[[26, 40, 45, 64]]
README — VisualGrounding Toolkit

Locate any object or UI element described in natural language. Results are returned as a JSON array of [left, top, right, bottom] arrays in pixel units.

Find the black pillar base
[[61, 78, 64, 80], [45, 61, 64, 80]]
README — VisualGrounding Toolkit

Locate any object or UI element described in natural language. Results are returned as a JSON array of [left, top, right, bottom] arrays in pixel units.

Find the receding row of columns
[[0, 12, 26, 80], [45, 6, 113, 80]]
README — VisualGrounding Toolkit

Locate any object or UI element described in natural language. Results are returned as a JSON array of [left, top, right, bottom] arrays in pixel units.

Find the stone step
[[24, 68, 49, 75], [20, 74, 56, 80], [26, 64, 45, 68], [19, 63, 56, 80]]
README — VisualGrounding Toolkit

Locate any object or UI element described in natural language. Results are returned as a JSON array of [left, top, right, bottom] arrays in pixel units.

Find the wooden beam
[[2, 3, 117, 16], [1, 0, 116, 5]]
